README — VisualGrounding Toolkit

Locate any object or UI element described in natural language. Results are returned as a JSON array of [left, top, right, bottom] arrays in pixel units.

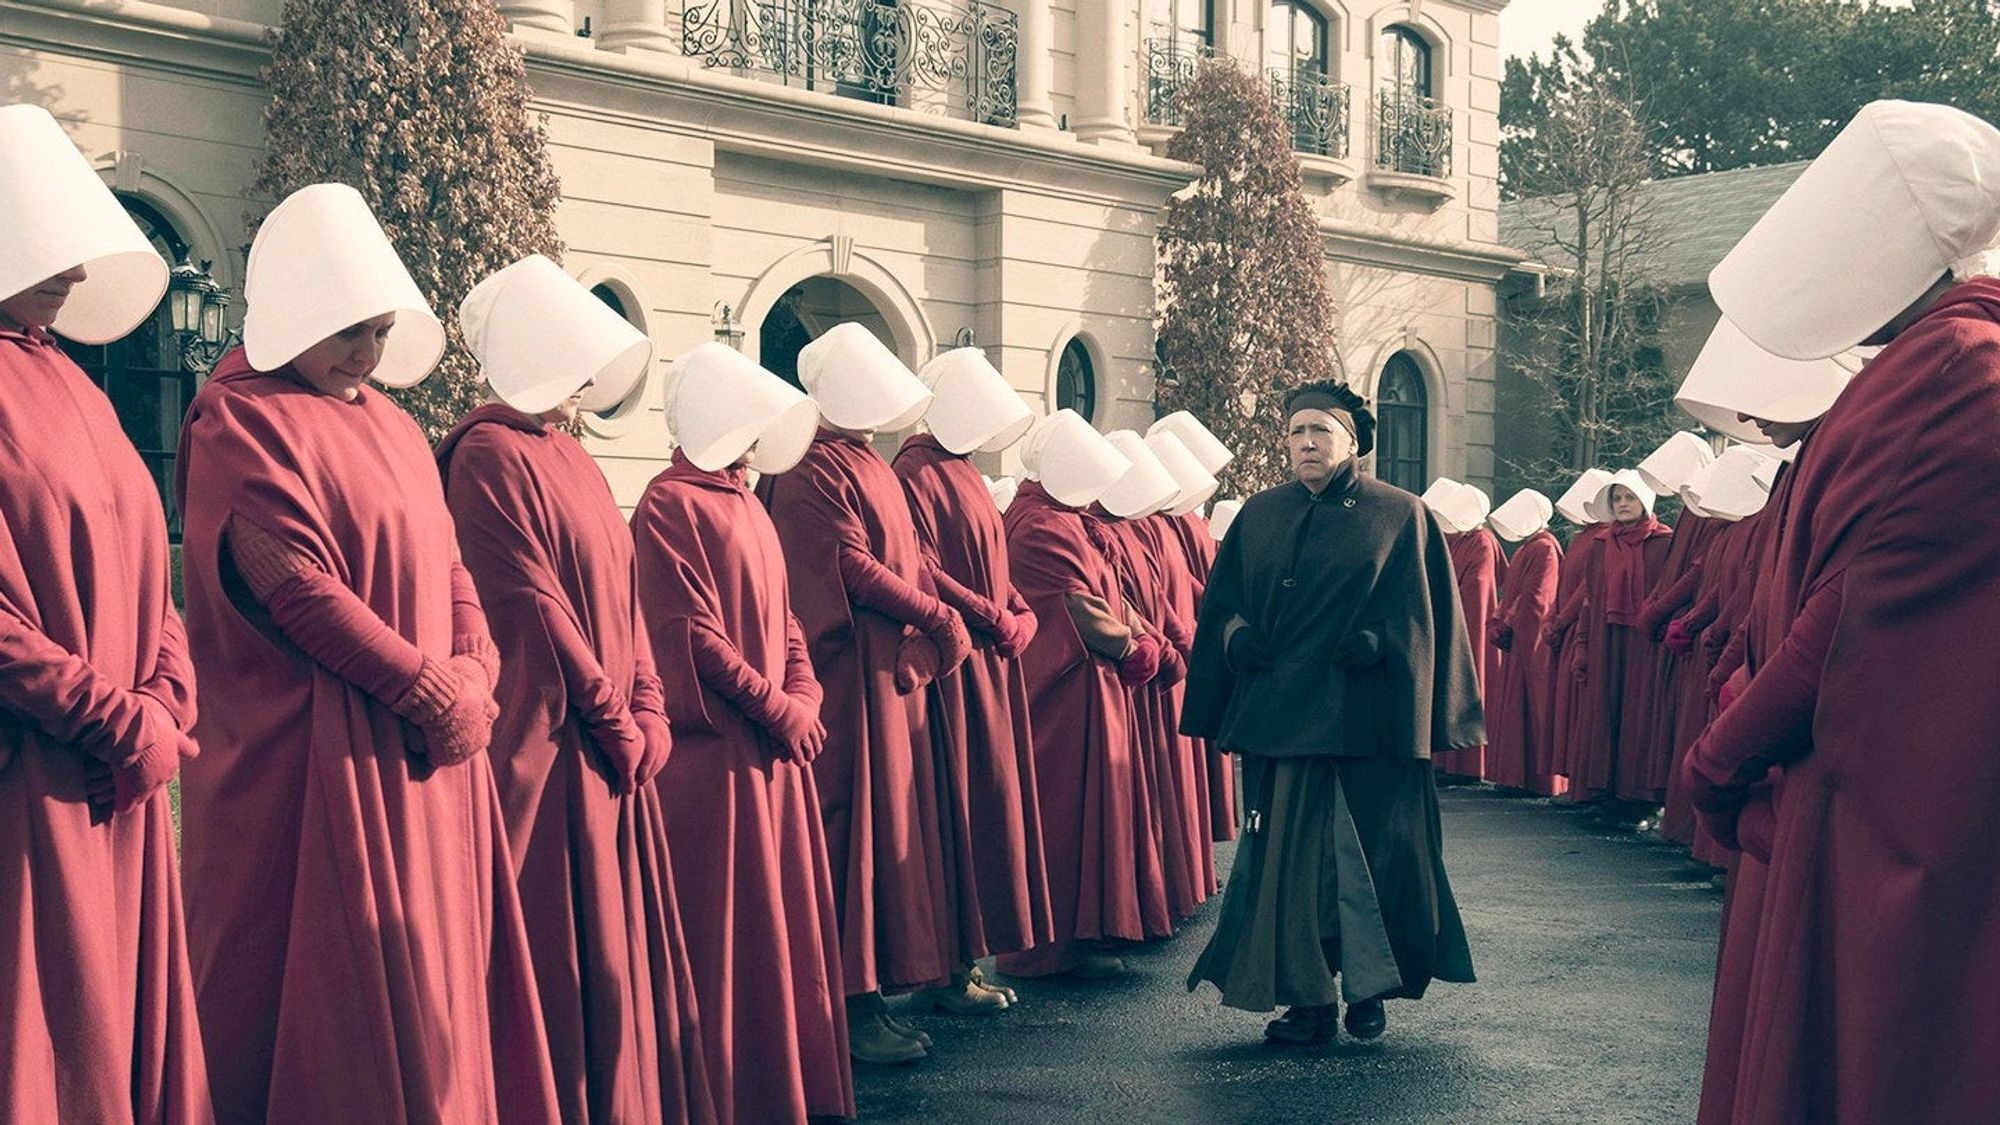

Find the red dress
[[893, 434, 1054, 961], [1437, 528, 1504, 778], [995, 482, 1145, 976], [758, 433, 955, 996], [1687, 279, 2000, 1123], [1565, 517, 1672, 802], [0, 329, 213, 1124], [637, 453, 854, 1124], [438, 405, 712, 1124], [1172, 511, 1237, 842], [176, 349, 558, 1123], [1484, 529, 1562, 794]]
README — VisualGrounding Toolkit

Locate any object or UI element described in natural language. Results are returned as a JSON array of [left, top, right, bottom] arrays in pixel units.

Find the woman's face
[[1287, 408, 1354, 488], [1609, 484, 1646, 524], [1738, 411, 1815, 450], [291, 312, 397, 400], [539, 380, 592, 425], [0, 265, 88, 333]]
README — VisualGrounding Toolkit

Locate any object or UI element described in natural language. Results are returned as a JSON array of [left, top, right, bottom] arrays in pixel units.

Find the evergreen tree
[[255, 0, 563, 439], [1155, 60, 1341, 496]]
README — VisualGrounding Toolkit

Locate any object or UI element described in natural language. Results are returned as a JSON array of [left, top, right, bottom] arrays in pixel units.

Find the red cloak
[[437, 405, 712, 1124], [1171, 511, 1236, 842], [758, 432, 955, 995], [892, 433, 1054, 960], [1636, 513, 1721, 802], [1565, 518, 1672, 802], [636, 453, 854, 1124], [1097, 513, 1202, 928], [1484, 529, 1563, 795], [1686, 279, 2000, 1122], [176, 349, 558, 1123], [994, 482, 1144, 975], [1139, 512, 1217, 899], [0, 329, 212, 1124], [1437, 528, 1504, 778], [1545, 524, 1607, 786]]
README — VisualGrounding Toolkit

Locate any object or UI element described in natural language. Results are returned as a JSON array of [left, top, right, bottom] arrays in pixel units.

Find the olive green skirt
[[1187, 754, 1475, 1012]]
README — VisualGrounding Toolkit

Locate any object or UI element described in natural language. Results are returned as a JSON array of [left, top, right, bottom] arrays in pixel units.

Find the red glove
[[1681, 739, 1751, 853], [764, 696, 825, 762], [1663, 618, 1693, 656], [590, 705, 646, 794], [1491, 623, 1514, 652], [1118, 634, 1162, 687], [1541, 626, 1565, 653], [1570, 645, 1589, 685], [992, 610, 1029, 658], [895, 631, 942, 695], [96, 695, 190, 813], [1155, 640, 1187, 687], [456, 632, 502, 690], [394, 654, 499, 766], [634, 709, 672, 784], [922, 609, 973, 677]]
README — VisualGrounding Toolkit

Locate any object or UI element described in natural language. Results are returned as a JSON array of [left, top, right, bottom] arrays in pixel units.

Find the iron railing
[[1143, 37, 1212, 127], [1269, 68, 1351, 158], [1375, 89, 1451, 178], [682, 0, 1020, 127]]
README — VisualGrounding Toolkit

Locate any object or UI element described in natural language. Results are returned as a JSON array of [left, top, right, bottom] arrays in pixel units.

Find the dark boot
[[1343, 998, 1387, 1040], [847, 994, 927, 1064], [1263, 1003, 1338, 1045]]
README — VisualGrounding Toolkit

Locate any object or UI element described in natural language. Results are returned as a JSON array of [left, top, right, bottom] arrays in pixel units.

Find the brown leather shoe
[[847, 997, 927, 1064], [1058, 951, 1128, 980], [880, 1005, 935, 1048], [968, 964, 1019, 1004], [1263, 1004, 1338, 1045], [921, 973, 1010, 1015]]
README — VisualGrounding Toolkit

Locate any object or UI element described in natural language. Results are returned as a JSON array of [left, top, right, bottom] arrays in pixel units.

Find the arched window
[[1375, 352, 1429, 494], [56, 195, 195, 540], [590, 283, 628, 320], [1266, 0, 1328, 78], [1055, 338, 1097, 423], [759, 289, 813, 389], [1380, 25, 1432, 100], [584, 282, 651, 426], [1376, 25, 1449, 177]]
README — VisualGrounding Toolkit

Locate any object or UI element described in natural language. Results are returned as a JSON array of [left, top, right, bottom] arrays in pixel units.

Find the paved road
[[859, 787, 1724, 1124]]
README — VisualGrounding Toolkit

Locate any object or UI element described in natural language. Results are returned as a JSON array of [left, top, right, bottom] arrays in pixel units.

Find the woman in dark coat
[[1183, 381, 1480, 1046]]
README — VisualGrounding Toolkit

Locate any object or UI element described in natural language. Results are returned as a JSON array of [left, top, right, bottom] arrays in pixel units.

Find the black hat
[[1282, 380, 1375, 458]]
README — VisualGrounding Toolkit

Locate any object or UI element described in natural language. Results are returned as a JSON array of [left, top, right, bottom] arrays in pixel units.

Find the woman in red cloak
[[756, 323, 969, 1063], [1426, 480, 1503, 781], [895, 347, 1051, 1012], [1560, 471, 1672, 806], [175, 185, 558, 1123], [1541, 470, 1613, 792], [639, 342, 855, 1121], [1090, 432, 1195, 931], [439, 255, 711, 1123], [994, 411, 1150, 981], [1148, 412, 1238, 843], [0, 103, 212, 1124], [1484, 489, 1563, 795]]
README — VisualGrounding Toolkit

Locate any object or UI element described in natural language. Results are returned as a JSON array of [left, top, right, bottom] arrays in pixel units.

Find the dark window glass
[[759, 291, 813, 389], [1266, 1, 1329, 77], [55, 195, 195, 540], [1380, 25, 1432, 99], [1055, 338, 1096, 423], [1375, 352, 1429, 495]]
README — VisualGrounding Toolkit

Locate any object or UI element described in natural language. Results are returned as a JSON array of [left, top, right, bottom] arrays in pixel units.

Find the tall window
[[56, 196, 197, 540], [1379, 25, 1432, 100], [1266, 1, 1329, 80], [1148, 0, 1212, 49], [1055, 338, 1096, 423], [1375, 353, 1429, 494]]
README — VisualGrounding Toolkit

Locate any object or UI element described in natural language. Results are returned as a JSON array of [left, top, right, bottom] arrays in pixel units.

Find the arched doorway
[[756, 275, 902, 389], [55, 194, 197, 539], [1375, 351, 1430, 494]]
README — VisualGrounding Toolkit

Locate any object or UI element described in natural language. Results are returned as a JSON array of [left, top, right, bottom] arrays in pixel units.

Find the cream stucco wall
[[1, 0, 1517, 506]]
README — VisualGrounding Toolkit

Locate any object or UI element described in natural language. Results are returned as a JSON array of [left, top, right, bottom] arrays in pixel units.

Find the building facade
[[2, 0, 1517, 514]]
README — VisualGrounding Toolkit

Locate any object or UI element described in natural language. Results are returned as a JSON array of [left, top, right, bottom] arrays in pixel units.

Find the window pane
[[1057, 340, 1096, 422]]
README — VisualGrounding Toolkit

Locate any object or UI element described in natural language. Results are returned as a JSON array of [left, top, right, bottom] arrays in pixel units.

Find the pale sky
[[1499, 0, 1602, 63]]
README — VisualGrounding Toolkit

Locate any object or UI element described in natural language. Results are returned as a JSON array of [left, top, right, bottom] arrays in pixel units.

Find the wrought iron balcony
[[1268, 68, 1351, 159], [1143, 37, 1212, 128], [681, 0, 1020, 127], [1375, 89, 1451, 178]]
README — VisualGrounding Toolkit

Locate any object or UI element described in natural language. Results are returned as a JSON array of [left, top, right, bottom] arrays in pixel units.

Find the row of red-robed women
[[1, 102, 1246, 1123], [1426, 99, 2000, 1125]]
